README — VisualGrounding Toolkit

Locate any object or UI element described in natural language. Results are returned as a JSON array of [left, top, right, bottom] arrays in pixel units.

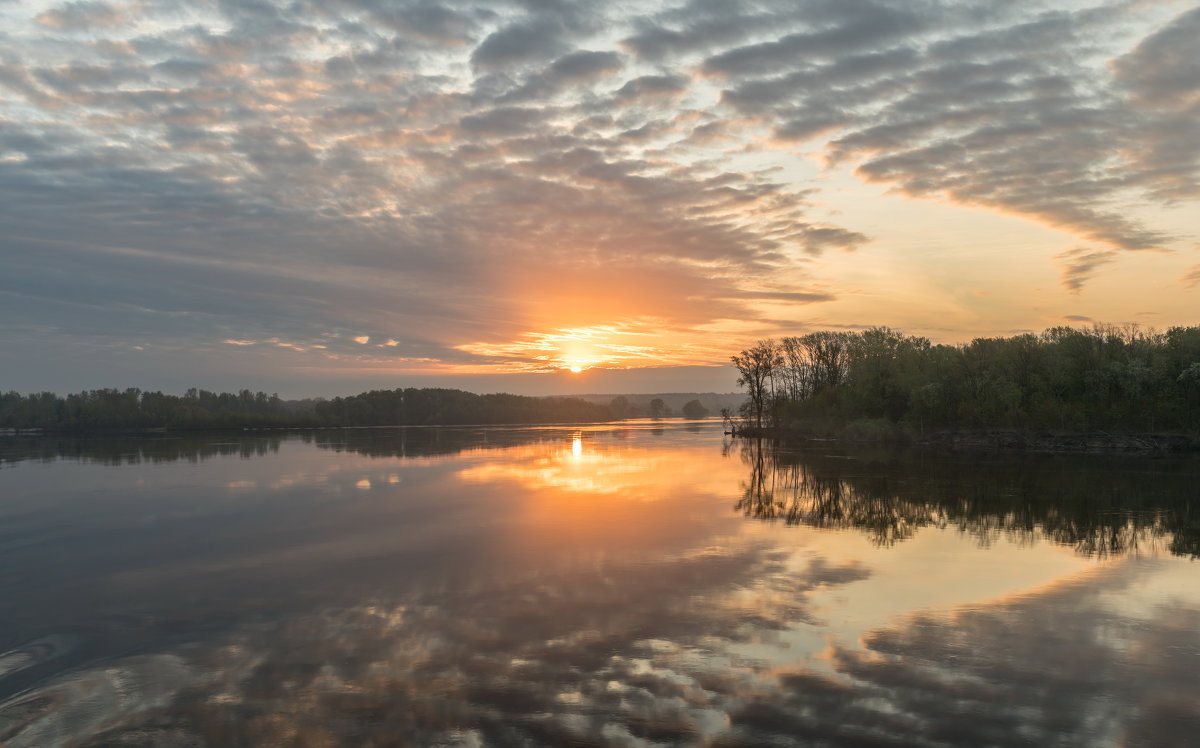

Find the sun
[[568, 365, 584, 373]]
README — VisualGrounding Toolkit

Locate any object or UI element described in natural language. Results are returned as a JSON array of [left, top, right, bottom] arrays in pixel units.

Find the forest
[[0, 387, 712, 432], [731, 324, 1200, 437]]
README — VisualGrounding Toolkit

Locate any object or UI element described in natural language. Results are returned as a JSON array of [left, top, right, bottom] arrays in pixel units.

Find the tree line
[[0, 387, 711, 432], [731, 324, 1200, 435], [0, 388, 295, 431]]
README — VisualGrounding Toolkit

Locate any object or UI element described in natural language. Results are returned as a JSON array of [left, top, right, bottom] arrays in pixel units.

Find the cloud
[[470, 18, 571, 69], [356, 1, 478, 45], [0, 0, 1195, 391], [34, 1, 126, 30], [1182, 265, 1200, 289], [619, 0, 836, 62], [1111, 7, 1200, 108], [700, 5, 924, 78], [1108, 8, 1200, 203], [1057, 248, 1117, 293], [547, 49, 623, 81], [724, 290, 836, 303], [613, 73, 688, 103], [709, 2, 1191, 250], [457, 105, 547, 136]]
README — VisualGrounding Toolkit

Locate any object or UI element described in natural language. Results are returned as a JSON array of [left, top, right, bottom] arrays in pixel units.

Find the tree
[[649, 398, 666, 418], [732, 339, 781, 429], [682, 399, 709, 419], [804, 331, 853, 393]]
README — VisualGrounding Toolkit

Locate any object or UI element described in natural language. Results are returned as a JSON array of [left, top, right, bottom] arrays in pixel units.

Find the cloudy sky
[[2, 0, 1197, 396]]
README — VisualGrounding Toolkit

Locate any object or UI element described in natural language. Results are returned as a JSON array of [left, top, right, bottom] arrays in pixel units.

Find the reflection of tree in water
[[0, 427, 573, 467], [735, 439, 1200, 558], [0, 434, 285, 467], [736, 439, 930, 547], [310, 426, 567, 459]]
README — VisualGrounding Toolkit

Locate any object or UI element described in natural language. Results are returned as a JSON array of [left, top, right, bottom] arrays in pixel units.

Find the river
[[1, 421, 1197, 746]]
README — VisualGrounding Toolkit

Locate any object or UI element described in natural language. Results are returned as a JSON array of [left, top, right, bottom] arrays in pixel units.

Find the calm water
[[1, 422, 1198, 747]]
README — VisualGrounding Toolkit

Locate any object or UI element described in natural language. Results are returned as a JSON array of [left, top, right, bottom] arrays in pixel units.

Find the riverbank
[[729, 424, 1200, 453]]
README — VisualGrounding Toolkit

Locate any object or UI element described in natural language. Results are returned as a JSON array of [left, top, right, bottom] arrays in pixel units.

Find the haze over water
[[1, 422, 1198, 746]]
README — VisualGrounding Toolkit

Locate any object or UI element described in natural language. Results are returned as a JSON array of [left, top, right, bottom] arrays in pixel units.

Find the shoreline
[[728, 426, 1200, 454], [0, 417, 716, 438]]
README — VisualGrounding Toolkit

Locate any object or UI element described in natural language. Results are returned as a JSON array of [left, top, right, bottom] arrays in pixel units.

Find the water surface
[[1, 423, 1197, 746]]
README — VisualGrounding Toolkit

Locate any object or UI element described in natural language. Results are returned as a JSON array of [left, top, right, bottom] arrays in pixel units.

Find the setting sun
[[1, 0, 1197, 398], [3, 0, 1200, 743]]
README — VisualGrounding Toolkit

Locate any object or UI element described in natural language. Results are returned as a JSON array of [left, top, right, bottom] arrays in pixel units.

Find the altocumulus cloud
[[0, 0, 1196, 391]]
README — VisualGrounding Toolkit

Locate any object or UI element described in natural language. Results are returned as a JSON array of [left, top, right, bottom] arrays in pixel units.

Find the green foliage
[[732, 324, 1200, 433]]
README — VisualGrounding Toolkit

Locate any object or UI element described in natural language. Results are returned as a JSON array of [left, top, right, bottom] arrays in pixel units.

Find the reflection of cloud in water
[[0, 654, 192, 748], [6, 552, 1197, 746], [1, 541, 869, 746], [0, 636, 74, 681], [733, 559, 1200, 746]]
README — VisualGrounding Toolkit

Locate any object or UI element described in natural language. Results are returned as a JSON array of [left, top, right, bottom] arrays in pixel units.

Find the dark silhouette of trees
[[648, 398, 667, 418], [313, 388, 611, 426], [731, 339, 782, 429], [682, 399, 709, 419], [731, 324, 1200, 435], [0, 388, 292, 431], [0, 387, 616, 432]]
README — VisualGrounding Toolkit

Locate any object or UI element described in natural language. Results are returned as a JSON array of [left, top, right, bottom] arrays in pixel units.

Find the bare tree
[[731, 339, 781, 429]]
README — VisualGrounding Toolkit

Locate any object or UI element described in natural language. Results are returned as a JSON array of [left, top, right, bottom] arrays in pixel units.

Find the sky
[[1, 0, 1198, 397]]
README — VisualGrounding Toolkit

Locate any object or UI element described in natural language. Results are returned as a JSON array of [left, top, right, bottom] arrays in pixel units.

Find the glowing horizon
[[1, 0, 1197, 395]]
